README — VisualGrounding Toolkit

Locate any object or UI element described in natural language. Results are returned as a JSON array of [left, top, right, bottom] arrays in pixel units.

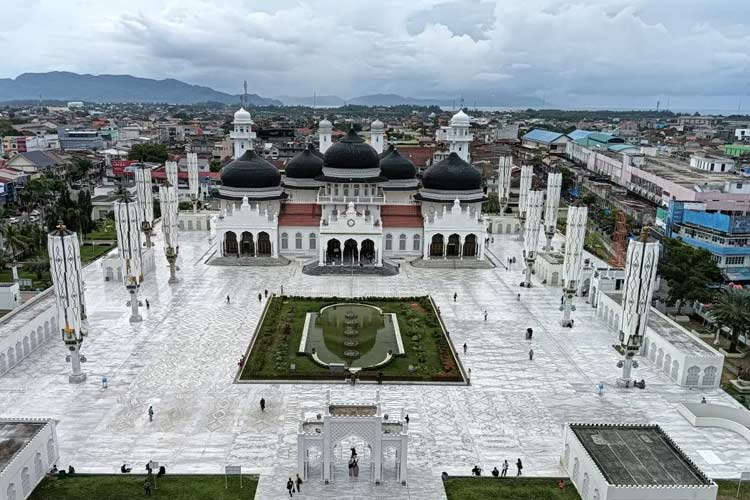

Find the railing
[[317, 195, 385, 204]]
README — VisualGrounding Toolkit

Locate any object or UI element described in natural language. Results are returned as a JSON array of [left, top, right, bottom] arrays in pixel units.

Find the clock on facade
[[347, 219, 356, 227]]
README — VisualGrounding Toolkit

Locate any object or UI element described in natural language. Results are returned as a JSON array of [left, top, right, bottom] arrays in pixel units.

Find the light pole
[[48, 223, 88, 383], [160, 181, 180, 283], [543, 171, 562, 252], [134, 164, 155, 248], [497, 155, 512, 215], [560, 205, 588, 327], [114, 189, 144, 323], [187, 152, 200, 213], [521, 190, 544, 288], [517, 165, 533, 241]]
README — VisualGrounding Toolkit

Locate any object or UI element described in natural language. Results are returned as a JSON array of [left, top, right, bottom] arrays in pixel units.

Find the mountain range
[[0, 71, 543, 107]]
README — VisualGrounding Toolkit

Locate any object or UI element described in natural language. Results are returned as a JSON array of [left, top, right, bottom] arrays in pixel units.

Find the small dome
[[234, 107, 252, 123], [286, 145, 324, 179], [319, 118, 332, 129], [450, 109, 470, 127], [422, 152, 482, 191], [220, 150, 280, 189], [379, 146, 416, 180], [323, 128, 380, 170], [371, 119, 384, 130]]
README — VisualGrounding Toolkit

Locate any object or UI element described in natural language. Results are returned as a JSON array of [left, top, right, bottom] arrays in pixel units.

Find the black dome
[[220, 150, 280, 188], [379, 146, 416, 180], [323, 128, 380, 170], [422, 152, 482, 191], [286, 145, 323, 179]]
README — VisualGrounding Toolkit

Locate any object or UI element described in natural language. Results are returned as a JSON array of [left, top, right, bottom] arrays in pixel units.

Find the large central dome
[[422, 152, 482, 191], [323, 128, 380, 170], [220, 150, 280, 189]]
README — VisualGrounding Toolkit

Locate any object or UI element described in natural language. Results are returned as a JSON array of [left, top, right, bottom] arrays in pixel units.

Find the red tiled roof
[[381, 205, 423, 228], [278, 203, 321, 227], [394, 145, 435, 167]]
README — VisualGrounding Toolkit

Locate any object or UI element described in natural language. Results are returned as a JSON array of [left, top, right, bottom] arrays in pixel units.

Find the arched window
[[309, 233, 317, 250], [671, 360, 679, 381], [34, 452, 43, 478], [582, 473, 589, 498], [295, 232, 303, 250], [21, 468, 30, 496], [572, 457, 580, 481], [385, 234, 393, 251], [7, 483, 16, 500], [664, 354, 672, 375], [686, 366, 700, 385], [413, 234, 421, 251], [399, 234, 407, 251], [703, 366, 717, 386], [281, 232, 288, 250]]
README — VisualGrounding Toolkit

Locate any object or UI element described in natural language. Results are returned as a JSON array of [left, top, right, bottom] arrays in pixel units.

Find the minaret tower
[[319, 118, 333, 153], [229, 81, 256, 159], [370, 119, 385, 154], [447, 109, 473, 162], [521, 190, 544, 287], [560, 205, 588, 327], [543, 171, 562, 252], [617, 229, 659, 385]]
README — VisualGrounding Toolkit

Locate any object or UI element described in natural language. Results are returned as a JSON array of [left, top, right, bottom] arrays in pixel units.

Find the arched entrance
[[463, 234, 477, 257], [343, 239, 358, 265], [446, 234, 460, 257], [240, 232, 255, 256], [361, 239, 375, 264], [327, 239, 341, 264], [257, 232, 271, 256], [429, 234, 444, 257], [224, 231, 238, 256]]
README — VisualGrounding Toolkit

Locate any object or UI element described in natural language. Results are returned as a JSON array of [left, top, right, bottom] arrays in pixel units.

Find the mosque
[[214, 107, 488, 268]]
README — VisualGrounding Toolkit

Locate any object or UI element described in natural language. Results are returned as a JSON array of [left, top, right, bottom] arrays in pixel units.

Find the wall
[[0, 290, 58, 376], [0, 419, 59, 500]]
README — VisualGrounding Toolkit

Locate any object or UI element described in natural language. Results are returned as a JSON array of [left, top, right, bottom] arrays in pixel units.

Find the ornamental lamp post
[[497, 155, 513, 215], [187, 152, 200, 213], [48, 223, 87, 383], [560, 205, 588, 327], [543, 171, 562, 252], [160, 181, 180, 283], [517, 165, 533, 241], [114, 189, 144, 323], [521, 190, 544, 288], [134, 164, 155, 248]]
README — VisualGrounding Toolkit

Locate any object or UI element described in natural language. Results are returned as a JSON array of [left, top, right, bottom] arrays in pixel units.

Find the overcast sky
[[2, 0, 749, 109]]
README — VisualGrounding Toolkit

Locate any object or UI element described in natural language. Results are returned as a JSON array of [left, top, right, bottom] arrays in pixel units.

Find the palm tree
[[1, 224, 29, 282], [27, 256, 50, 280], [711, 290, 750, 353]]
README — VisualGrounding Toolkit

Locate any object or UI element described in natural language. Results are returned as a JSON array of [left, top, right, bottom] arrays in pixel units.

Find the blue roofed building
[[567, 129, 595, 141], [521, 128, 571, 154], [573, 132, 640, 153]]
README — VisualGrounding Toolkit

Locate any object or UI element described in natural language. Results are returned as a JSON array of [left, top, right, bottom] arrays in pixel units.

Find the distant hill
[[275, 95, 346, 107], [277, 92, 544, 107], [0, 72, 281, 106]]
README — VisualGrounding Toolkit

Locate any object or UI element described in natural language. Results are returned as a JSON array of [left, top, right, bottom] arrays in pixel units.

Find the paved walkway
[[2, 230, 749, 500]]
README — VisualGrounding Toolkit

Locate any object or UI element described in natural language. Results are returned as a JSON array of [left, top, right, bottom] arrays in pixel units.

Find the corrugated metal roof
[[567, 129, 594, 140], [522, 129, 565, 144]]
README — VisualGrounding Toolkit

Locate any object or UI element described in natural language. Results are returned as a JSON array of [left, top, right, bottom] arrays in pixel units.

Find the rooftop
[[522, 129, 567, 144], [638, 156, 742, 189], [571, 424, 711, 487], [0, 421, 46, 472]]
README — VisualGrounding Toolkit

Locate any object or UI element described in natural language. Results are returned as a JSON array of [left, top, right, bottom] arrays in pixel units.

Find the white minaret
[[319, 118, 333, 153], [160, 182, 180, 284], [518, 164, 533, 240], [114, 191, 144, 323], [522, 190, 545, 287], [560, 206, 588, 327], [134, 164, 154, 247], [370, 119, 385, 154], [497, 154, 513, 213], [165, 160, 178, 191], [617, 230, 659, 384], [230, 106, 255, 159], [447, 110, 473, 162], [48, 223, 87, 383], [187, 152, 200, 212], [543, 171, 562, 252]]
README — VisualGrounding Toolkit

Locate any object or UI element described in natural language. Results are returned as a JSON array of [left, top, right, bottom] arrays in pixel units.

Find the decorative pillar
[[48, 223, 88, 383], [114, 191, 144, 323], [165, 160, 179, 191], [497, 154, 513, 214], [160, 181, 180, 284], [322, 416, 332, 483], [521, 190, 544, 288], [518, 165, 533, 241], [400, 431, 408, 485], [134, 164, 154, 247], [617, 229, 659, 384], [373, 420, 382, 483], [560, 206, 588, 327], [543, 171, 562, 252], [187, 152, 200, 213]]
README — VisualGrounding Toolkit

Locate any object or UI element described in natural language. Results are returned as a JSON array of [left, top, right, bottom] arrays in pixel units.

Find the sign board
[[111, 159, 135, 176]]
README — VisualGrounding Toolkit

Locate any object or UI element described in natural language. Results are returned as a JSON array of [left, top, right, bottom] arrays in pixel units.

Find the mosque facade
[[214, 107, 487, 267]]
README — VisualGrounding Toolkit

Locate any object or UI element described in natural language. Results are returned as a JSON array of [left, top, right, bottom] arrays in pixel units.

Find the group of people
[[49, 464, 75, 478], [285, 475, 303, 496], [473, 459, 523, 478], [348, 447, 360, 478]]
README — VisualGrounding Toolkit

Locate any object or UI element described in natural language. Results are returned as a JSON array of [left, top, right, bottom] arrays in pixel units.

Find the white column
[[561, 206, 588, 326], [323, 418, 331, 483], [297, 434, 306, 480], [372, 422, 382, 483], [399, 433, 408, 485], [522, 190, 544, 287]]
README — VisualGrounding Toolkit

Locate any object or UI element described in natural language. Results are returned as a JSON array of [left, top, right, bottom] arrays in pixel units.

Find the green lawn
[[443, 477, 581, 500], [29, 475, 257, 500], [87, 219, 117, 240], [718, 479, 750, 499], [1, 244, 113, 290], [239, 296, 462, 382]]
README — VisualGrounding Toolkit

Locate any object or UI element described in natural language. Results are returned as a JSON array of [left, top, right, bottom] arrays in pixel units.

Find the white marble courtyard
[[3, 229, 750, 499]]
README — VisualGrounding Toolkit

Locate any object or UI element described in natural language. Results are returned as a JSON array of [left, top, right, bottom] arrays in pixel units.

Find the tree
[[27, 256, 50, 280], [658, 238, 722, 312], [128, 144, 169, 163], [482, 193, 501, 214], [711, 290, 750, 353], [210, 159, 223, 172], [67, 157, 94, 182], [1, 224, 30, 282]]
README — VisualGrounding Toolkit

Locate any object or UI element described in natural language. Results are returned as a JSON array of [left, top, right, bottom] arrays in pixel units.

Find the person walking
[[484, 310, 488, 321], [463, 342, 467, 354], [144, 479, 152, 496], [148, 406, 154, 422], [145, 299, 150, 310], [516, 458, 523, 476], [405, 414, 410, 425], [295, 474, 303, 492], [501, 460, 508, 477], [258, 293, 262, 303], [264, 289, 268, 298], [528, 349, 534, 361], [286, 477, 294, 497], [226, 295, 230, 304], [517, 293, 521, 301], [260, 398, 266, 412], [453, 292, 457, 302]]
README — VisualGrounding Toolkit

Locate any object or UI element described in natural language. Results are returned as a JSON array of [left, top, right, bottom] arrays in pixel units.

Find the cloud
[[0, 0, 749, 104]]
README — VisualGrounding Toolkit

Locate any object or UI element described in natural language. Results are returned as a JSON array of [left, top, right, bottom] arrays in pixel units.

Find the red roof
[[394, 145, 435, 167], [278, 203, 321, 227], [381, 205, 423, 228]]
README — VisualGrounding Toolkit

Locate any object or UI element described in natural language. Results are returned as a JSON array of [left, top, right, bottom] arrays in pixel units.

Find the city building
[[57, 127, 106, 151], [521, 129, 571, 153], [734, 128, 750, 141], [5, 151, 65, 176]]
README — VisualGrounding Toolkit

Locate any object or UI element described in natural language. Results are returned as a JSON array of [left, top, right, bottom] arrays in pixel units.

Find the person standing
[[516, 458, 523, 476], [484, 310, 487, 321], [264, 289, 268, 298], [260, 398, 266, 412], [145, 299, 150, 309], [143, 479, 152, 496], [226, 295, 230, 304], [528, 349, 534, 361], [258, 293, 262, 303], [295, 474, 303, 492], [148, 406, 154, 422], [501, 459, 508, 477], [453, 292, 457, 302], [517, 293, 521, 301], [286, 477, 294, 497], [405, 414, 410, 425], [463, 342, 467, 354]]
